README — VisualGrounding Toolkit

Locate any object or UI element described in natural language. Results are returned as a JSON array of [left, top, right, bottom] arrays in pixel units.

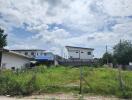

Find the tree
[[0, 28, 7, 67], [102, 52, 113, 64], [113, 40, 132, 65]]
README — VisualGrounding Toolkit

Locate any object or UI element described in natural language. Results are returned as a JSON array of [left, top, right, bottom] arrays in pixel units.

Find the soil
[[0, 93, 121, 100]]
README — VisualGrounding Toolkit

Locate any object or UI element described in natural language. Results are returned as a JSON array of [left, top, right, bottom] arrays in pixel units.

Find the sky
[[0, 0, 132, 57]]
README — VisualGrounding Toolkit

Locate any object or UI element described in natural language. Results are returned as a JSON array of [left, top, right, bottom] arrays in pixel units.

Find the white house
[[0, 49, 31, 70], [65, 46, 94, 60], [12, 49, 46, 58]]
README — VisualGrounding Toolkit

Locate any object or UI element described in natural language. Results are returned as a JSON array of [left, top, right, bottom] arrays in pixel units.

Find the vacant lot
[[0, 66, 132, 99]]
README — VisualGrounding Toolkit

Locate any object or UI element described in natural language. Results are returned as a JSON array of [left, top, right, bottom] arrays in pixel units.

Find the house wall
[[61, 47, 69, 59], [15, 50, 44, 57], [13, 50, 45, 58], [67, 47, 94, 60], [68, 50, 80, 59], [1, 52, 30, 69], [80, 49, 93, 59], [35, 52, 54, 61]]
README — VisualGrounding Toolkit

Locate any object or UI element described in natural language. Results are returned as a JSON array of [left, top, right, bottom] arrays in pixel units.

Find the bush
[[0, 70, 38, 96], [0, 66, 131, 98]]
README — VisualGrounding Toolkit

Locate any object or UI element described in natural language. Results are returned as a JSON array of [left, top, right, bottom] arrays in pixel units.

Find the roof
[[0, 48, 32, 59], [35, 56, 54, 61], [0, 48, 9, 52], [65, 46, 94, 50], [44, 51, 54, 54], [11, 49, 45, 51], [9, 51, 32, 59]]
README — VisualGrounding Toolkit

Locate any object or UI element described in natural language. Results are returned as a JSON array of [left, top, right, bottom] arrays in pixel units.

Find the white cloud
[[113, 22, 132, 35], [102, 0, 132, 17], [0, 0, 132, 57]]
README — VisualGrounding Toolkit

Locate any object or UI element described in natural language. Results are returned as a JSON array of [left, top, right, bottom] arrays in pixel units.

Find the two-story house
[[66, 46, 94, 60], [11, 49, 46, 58]]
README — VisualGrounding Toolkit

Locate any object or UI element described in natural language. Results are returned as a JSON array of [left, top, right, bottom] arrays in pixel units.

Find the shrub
[[0, 66, 131, 98]]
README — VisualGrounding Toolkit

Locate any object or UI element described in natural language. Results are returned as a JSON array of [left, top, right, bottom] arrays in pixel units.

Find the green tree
[[102, 52, 113, 64], [0, 28, 7, 67], [113, 40, 132, 65]]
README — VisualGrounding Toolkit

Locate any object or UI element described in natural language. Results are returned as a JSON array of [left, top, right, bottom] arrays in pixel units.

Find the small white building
[[0, 49, 31, 70], [12, 49, 46, 58], [66, 46, 94, 60]]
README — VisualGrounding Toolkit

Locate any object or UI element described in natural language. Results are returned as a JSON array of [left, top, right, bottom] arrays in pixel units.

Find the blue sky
[[0, 0, 132, 57]]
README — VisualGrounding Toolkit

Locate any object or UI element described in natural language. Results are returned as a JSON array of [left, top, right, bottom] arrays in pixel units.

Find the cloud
[[0, 0, 132, 57], [102, 0, 132, 17], [113, 22, 132, 35]]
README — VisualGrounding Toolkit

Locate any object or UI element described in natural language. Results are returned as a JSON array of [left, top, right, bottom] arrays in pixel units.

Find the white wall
[[1, 52, 30, 69], [14, 50, 45, 58], [67, 47, 94, 60], [68, 50, 80, 59], [80, 49, 93, 59], [63, 47, 69, 59]]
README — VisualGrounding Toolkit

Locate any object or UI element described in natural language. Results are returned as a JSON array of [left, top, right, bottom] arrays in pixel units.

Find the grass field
[[0, 66, 132, 98]]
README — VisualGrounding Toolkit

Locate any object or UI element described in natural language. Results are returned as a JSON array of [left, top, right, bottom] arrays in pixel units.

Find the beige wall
[[1, 52, 30, 69]]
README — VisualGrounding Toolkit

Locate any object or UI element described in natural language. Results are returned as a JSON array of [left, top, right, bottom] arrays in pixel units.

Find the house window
[[88, 52, 91, 55], [76, 52, 78, 53], [41, 52, 43, 55], [44, 53, 46, 56], [2, 63, 6, 68], [25, 52, 28, 55], [11, 67, 15, 70], [70, 56, 73, 58], [31, 52, 34, 56]]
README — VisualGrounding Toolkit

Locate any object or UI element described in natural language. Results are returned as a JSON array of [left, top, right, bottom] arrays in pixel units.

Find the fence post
[[118, 65, 125, 96], [79, 66, 83, 94]]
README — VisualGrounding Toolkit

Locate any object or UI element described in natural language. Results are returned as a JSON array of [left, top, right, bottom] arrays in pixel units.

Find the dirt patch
[[0, 93, 121, 100]]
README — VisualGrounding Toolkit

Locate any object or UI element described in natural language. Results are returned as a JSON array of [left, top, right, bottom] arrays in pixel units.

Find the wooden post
[[118, 65, 125, 96], [0, 49, 2, 68], [79, 65, 83, 94]]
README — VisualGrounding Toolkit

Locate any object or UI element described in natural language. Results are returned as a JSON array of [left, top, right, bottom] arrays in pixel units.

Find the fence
[[58, 59, 94, 66]]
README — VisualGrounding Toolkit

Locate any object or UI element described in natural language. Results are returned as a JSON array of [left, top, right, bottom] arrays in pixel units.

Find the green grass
[[0, 66, 132, 98]]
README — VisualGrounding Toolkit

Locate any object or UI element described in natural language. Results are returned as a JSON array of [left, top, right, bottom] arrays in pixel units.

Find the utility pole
[[119, 39, 121, 49], [106, 45, 109, 64], [106, 45, 108, 53], [119, 39, 122, 66]]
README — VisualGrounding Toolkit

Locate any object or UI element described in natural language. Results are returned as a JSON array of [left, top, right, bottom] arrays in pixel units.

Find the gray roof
[[66, 46, 94, 50], [11, 49, 45, 51], [0, 48, 32, 59], [0, 48, 9, 52]]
